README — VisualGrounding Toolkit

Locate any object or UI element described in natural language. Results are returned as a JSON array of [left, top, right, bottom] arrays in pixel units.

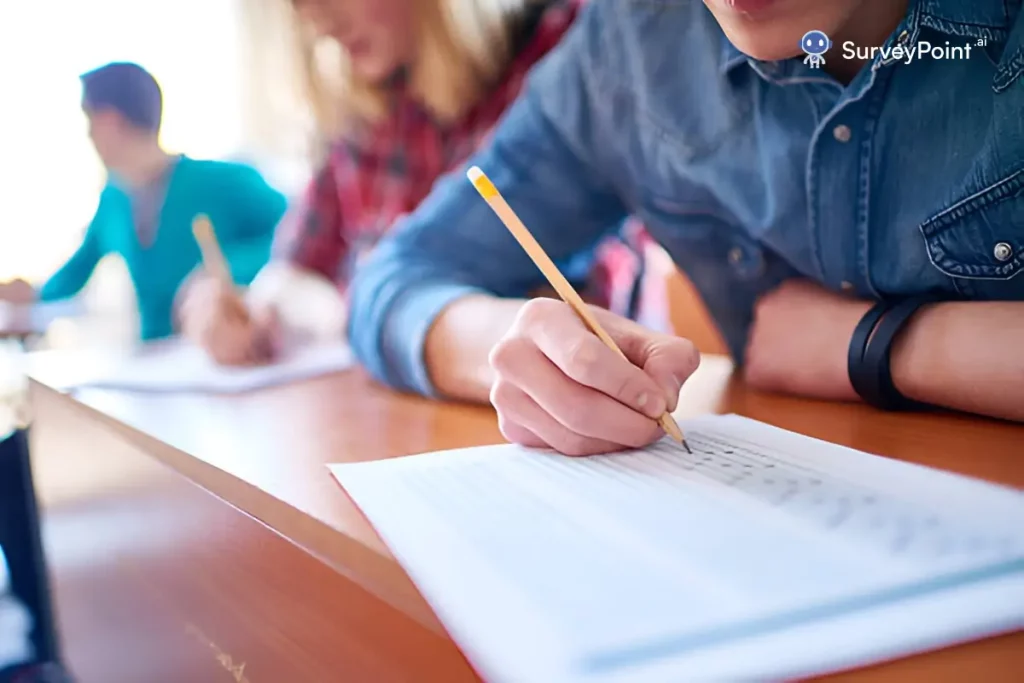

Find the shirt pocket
[[993, 17, 1024, 93], [919, 168, 1024, 299]]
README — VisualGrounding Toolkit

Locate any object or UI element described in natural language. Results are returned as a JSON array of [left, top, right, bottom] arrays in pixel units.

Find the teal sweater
[[40, 157, 287, 340]]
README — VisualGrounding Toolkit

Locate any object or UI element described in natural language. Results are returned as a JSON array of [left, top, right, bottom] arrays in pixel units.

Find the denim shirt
[[348, 0, 1024, 396]]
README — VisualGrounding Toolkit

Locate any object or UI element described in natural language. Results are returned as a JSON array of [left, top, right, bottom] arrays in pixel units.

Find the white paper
[[69, 338, 354, 394], [330, 414, 1024, 682]]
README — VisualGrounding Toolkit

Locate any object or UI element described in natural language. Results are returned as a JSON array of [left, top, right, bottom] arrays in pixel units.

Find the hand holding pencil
[[467, 167, 699, 456], [180, 215, 279, 366]]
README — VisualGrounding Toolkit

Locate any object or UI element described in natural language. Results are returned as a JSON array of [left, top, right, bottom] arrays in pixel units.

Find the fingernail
[[637, 392, 666, 419], [662, 378, 682, 411]]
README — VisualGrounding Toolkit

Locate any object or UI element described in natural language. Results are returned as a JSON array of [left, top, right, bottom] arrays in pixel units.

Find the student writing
[[346, 0, 1024, 455]]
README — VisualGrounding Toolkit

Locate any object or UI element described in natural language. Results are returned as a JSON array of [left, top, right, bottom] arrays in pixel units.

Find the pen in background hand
[[191, 214, 273, 362]]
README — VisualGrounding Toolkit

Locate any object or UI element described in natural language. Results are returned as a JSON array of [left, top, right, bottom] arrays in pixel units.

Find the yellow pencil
[[191, 214, 254, 329], [191, 214, 234, 287], [466, 166, 690, 453]]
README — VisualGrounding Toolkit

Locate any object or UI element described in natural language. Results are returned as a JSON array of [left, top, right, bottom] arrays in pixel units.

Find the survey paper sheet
[[330, 414, 1024, 682], [62, 338, 354, 393]]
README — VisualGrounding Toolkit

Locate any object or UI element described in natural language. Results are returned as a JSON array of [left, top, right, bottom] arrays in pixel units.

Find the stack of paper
[[331, 414, 1024, 682], [61, 338, 354, 394]]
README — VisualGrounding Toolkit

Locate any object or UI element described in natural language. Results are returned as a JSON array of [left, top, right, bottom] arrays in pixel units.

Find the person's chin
[[352, 58, 397, 86], [718, 24, 804, 61], [705, 0, 852, 62]]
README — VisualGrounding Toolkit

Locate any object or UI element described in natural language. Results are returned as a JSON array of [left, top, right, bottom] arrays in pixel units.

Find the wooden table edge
[[27, 379, 448, 636]]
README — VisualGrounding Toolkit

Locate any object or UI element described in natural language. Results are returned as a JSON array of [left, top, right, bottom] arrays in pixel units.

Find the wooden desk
[[26, 356, 1024, 683]]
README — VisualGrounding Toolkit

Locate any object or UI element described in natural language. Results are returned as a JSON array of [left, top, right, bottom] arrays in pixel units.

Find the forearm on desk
[[249, 262, 347, 340], [425, 295, 525, 404], [891, 301, 1024, 422]]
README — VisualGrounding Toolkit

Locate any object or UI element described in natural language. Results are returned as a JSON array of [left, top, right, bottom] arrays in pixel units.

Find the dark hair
[[80, 62, 163, 134]]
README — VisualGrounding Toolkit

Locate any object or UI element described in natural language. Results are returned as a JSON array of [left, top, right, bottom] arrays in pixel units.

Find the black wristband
[[847, 300, 891, 405], [860, 294, 942, 411]]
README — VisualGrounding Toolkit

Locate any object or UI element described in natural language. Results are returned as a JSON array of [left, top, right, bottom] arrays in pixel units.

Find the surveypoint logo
[[801, 30, 831, 69], [799, 29, 985, 70], [842, 37, 985, 64]]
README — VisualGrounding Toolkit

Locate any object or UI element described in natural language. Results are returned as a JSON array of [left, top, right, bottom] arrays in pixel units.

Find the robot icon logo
[[801, 30, 832, 69]]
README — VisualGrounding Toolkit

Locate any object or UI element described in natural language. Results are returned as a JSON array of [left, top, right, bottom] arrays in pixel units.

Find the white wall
[[0, 0, 247, 282]]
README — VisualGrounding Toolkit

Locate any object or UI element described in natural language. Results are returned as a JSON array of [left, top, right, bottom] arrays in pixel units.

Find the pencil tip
[[682, 439, 692, 454]]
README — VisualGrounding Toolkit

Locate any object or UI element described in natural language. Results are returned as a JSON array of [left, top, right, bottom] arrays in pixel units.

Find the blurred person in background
[[0, 62, 287, 342], [181, 0, 661, 365]]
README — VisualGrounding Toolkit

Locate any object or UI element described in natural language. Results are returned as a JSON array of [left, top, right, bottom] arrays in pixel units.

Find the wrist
[[426, 295, 521, 403], [889, 302, 946, 403], [847, 296, 944, 410]]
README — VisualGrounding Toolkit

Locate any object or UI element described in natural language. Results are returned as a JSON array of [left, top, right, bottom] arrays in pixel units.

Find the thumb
[[604, 313, 700, 412], [640, 335, 700, 412]]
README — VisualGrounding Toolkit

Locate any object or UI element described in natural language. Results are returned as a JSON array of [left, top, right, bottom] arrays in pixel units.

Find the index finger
[[528, 306, 668, 420]]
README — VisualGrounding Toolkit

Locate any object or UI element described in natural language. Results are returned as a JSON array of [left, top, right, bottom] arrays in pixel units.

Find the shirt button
[[993, 242, 1014, 262], [728, 247, 744, 265], [840, 280, 854, 292], [833, 125, 853, 143], [897, 29, 910, 45]]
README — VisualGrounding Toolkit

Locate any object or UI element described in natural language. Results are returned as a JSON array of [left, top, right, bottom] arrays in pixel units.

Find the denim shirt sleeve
[[347, 3, 627, 395]]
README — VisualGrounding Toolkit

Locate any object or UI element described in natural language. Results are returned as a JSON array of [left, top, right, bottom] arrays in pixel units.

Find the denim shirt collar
[[718, 0, 1021, 75]]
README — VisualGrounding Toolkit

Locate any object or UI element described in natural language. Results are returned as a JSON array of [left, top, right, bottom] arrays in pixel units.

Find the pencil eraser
[[467, 166, 498, 199]]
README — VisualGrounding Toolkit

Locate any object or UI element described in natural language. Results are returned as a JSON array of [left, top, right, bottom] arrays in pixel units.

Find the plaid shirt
[[274, 0, 652, 319]]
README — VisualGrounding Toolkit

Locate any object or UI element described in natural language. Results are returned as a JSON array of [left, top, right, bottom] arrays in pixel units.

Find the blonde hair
[[293, 0, 539, 140]]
